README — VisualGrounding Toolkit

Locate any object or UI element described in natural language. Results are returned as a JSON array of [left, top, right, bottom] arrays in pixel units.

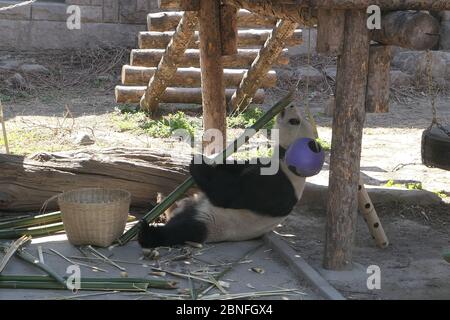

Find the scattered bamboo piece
[[85, 245, 126, 272], [200, 288, 305, 300], [47, 248, 108, 273], [37, 246, 44, 264], [0, 235, 31, 273], [0, 99, 9, 154], [0, 222, 64, 239]]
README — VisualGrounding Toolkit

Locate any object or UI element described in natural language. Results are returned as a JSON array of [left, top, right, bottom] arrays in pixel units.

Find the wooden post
[[324, 10, 370, 270], [199, 0, 227, 154], [0, 100, 9, 154], [140, 11, 198, 113], [316, 9, 345, 55], [220, 4, 238, 55], [366, 44, 391, 113], [230, 20, 297, 111], [158, 0, 200, 10]]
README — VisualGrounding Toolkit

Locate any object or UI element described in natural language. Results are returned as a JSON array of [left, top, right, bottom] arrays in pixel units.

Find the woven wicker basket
[[58, 188, 131, 247]]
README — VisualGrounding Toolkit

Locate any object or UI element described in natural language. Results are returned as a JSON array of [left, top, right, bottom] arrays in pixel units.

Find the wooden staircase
[[115, 9, 303, 107]]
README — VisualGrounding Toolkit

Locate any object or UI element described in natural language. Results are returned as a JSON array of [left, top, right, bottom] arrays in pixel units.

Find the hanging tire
[[421, 125, 450, 171]]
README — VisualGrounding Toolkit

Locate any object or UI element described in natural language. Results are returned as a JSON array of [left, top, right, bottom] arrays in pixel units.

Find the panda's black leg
[[137, 207, 208, 248]]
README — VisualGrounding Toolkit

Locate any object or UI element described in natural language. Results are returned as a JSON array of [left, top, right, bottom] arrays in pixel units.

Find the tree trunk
[[220, 4, 239, 55], [199, 0, 227, 155], [131, 48, 289, 68], [140, 11, 198, 113], [316, 9, 345, 55], [365, 44, 391, 113], [372, 11, 440, 50], [138, 30, 302, 49], [147, 9, 277, 32], [230, 19, 297, 111], [116, 86, 265, 104], [0, 148, 191, 212], [324, 10, 370, 270], [122, 65, 277, 88]]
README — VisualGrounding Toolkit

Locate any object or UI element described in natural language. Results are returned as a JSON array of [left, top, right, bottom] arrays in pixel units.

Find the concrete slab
[[0, 234, 322, 300]]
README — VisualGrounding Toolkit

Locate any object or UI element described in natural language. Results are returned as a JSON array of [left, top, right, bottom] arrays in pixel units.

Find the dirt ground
[[1, 49, 449, 299]]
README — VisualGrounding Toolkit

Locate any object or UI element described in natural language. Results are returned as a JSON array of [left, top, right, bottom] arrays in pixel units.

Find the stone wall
[[0, 0, 160, 49]]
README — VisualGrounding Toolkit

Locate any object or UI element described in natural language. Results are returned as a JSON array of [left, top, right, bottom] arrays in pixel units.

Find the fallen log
[[0, 148, 191, 212], [147, 10, 277, 32], [138, 30, 303, 49], [115, 86, 265, 104], [372, 11, 440, 51], [130, 48, 289, 68], [121, 66, 277, 88], [158, 0, 199, 11]]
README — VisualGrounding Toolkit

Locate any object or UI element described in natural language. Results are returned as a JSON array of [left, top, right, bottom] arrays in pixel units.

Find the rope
[[0, 0, 36, 12]]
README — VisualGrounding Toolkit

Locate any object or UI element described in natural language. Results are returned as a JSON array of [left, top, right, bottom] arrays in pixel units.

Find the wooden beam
[[147, 10, 277, 32], [223, 0, 317, 26], [366, 44, 391, 113], [220, 4, 239, 55], [140, 11, 198, 113], [224, 0, 450, 11], [230, 20, 297, 111], [372, 11, 440, 51], [158, 0, 199, 10], [198, 0, 226, 153], [324, 10, 370, 270], [130, 48, 289, 68], [316, 9, 344, 55], [138, 30, 303, 49], [116, 86, 265, 104], [121, 66, 277, 88]]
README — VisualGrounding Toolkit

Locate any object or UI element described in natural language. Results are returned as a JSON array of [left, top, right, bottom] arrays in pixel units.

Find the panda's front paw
[[137, 222, 157, 248]]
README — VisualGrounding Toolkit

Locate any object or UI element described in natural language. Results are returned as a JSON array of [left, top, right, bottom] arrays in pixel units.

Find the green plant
[[316, 138, 331, 151], [228, 107, 275, 130], [384, 180, 423, 190]]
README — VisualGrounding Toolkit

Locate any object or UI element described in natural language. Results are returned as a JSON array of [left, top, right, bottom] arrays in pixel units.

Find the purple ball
[[285, 138, 325, 177]]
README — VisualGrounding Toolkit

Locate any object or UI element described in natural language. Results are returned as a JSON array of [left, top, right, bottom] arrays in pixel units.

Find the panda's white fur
[[138, 105, 315, 248]]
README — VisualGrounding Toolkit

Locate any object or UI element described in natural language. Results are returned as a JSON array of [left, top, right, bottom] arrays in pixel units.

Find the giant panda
[[138, 105, 316, 248]]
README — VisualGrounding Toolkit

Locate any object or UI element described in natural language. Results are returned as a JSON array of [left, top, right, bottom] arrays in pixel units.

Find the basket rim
[[57, 188, 131, 206]]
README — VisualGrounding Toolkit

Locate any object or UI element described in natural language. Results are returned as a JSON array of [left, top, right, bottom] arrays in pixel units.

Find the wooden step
[[138, 29, 303, 49], [121, 66, 277, 88], [130, 49, 289, 68], [115, 86, 265, 104], [147, 9, 278, 32]]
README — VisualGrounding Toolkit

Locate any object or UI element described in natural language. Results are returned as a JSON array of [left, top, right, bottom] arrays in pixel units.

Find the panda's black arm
[[189, 160, 260, 207]]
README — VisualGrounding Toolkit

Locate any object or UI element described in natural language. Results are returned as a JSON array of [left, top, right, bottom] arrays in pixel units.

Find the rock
[[74, 133, 95, 146], [19, 64, 50, 75], [294, 66, 323, 83], [390, 70, 413, 87], [4, 73, 27, 89], [0, 59, 20, 71], [440, 21, 450, 50], [392, 51, 450, 85]]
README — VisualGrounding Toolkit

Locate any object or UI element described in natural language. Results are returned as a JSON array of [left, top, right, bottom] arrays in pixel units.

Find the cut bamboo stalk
[[140, 11, 198, 113], [115, 91, 295, 246], [147, 9, 277, 32], [122, 66, 277, 88], [0, 99, 9, 155], [130, 48, 289, 68], [230, 20, 297, 111], [0, 223, 64, 239], [116, 86, 265, 104], [0, 211, 62, 230], [357, 178, 389, 248], [138, 30, 303, 49]]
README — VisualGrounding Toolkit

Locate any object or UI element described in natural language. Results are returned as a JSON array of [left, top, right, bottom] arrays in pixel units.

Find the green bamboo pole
[[0, 212, 62, 230], [115, 90, 295, 246], [0, 275, 177, 290], [0, 223, 64, 239]]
